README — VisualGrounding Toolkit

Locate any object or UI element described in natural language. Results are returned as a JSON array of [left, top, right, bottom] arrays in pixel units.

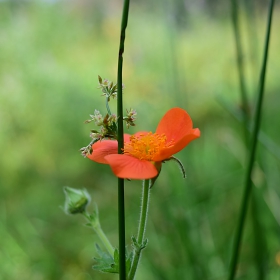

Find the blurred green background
[[0, 0, 280, 279]]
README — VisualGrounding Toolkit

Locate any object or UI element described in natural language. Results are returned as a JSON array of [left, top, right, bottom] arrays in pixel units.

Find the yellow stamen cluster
[[124, 132, 173, 161]]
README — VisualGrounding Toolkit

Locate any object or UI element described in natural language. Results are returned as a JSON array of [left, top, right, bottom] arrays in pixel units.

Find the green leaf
[[93, 244, 118, 274], [92, 244, 133, 276], [126, 251, 133, 278]]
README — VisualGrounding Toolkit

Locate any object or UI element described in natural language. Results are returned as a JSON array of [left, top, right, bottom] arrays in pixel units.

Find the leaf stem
[[106, 97, 112, 115], [228, 0, 274, 279], [83, 212, 114, 257], [117, 0, 130, 279], [128, 179, 151, 280]]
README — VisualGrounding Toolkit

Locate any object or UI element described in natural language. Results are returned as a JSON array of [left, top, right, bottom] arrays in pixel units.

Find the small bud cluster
[[81, 111, 118, 157], [81, 76, 137, 157], [123, 108, 137, 128], [80, 144, 93, 157], [84, 110, 103, 125], [85, 110, 118, 129], [98, 75, 120, 100]]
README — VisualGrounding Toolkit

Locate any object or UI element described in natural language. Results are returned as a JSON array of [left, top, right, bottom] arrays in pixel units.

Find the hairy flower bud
[[63, 187, 91, 214]]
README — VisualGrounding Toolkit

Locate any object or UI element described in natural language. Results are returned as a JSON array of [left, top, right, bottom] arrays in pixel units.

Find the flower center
[[124, 132, 173, 161]]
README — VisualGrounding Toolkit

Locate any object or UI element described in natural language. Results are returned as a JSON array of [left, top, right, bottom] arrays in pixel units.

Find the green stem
[[217, 98, 280, 161], [118, 178, 126, 279], [106, 97, 112, 115], [228, 1, 274, 279], [83, 212, 114, 257], [230, 0, 250, 144], [117, 0, 130, 279], [128, 179, 151, 280], [95, 226, 114, 257]]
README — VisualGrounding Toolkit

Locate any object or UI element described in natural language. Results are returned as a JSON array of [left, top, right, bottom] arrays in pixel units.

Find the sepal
[[63, 187, 91, 215], [150, 162, 162, 188], [164, 156, 186, 178]]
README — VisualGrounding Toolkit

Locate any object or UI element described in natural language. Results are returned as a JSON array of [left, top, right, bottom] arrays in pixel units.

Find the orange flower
[[87, 107, 200, 179]]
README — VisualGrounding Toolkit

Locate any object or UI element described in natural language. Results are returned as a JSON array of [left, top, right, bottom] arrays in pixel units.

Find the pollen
[[124, 132, 173, 161]]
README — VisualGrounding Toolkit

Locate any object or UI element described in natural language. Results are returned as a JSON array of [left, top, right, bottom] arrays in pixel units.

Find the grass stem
[[228, 0, 275, 279], [230, 0, 250, 136]]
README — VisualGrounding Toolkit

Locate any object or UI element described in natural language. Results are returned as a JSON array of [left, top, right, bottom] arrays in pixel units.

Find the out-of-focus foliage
[[0, 0, 280, 279]]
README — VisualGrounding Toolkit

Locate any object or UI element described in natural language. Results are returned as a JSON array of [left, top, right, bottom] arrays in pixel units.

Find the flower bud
[[80, 145, 92, 157], [107, 114, 117, 126], [63, 187, 91, 214], [124, 108, 137, 128], [92, 110, 103, 126]]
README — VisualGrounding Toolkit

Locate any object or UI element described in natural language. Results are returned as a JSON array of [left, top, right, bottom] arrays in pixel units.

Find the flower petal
[[156, 107, 193, 144], [87, 140, 118, 164], [87, 134, 131, 164], [124, 134, 131, 142], [133, 131, 150, 137], [154, 128, 200, 161], [124, 131, 150, 144], [105, 154, 158, 179]]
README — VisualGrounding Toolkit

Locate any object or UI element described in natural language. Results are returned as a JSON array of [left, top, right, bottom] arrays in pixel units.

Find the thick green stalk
[[128, 180, 151, 280], [117, 0, 130, 279], [228, 1, 274, 279]]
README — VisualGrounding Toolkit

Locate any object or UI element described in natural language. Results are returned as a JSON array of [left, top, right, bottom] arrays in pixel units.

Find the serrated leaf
[[114, 249, 119, 264], [126, 253, 132, 277], [93, 244, 118, 274], [93, 244, 133, 275]]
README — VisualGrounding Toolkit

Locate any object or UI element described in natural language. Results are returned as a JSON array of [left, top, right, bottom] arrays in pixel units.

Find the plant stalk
[[230, 0, 250, 144], [117, 0, 130, 279], [228, 0, 274, 279], [83, 212, 115, 257], [128, 179, 151, 280]]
